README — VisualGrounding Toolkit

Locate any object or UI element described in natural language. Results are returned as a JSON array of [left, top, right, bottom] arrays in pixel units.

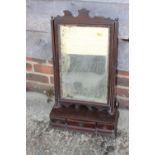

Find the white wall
[[26, 0, 129, 70]]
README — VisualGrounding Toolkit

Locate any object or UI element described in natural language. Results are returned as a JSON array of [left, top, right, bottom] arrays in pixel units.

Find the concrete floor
[[26, 92, 129, 155]]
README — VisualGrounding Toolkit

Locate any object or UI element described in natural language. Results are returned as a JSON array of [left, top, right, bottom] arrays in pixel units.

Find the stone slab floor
[[26, 92, 129, 155]]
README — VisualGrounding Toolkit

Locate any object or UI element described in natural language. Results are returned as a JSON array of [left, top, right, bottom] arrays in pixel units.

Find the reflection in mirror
[[58, 25, 110, 103]]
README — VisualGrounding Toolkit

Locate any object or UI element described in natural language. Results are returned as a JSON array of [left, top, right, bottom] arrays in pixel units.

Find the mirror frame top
[[51, 9, 118, 113]]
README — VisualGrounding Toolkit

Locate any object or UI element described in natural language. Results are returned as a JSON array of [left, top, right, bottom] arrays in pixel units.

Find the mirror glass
[[58, 25, 110, 103]]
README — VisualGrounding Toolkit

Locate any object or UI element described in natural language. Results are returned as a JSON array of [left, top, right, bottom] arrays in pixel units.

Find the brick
[[26, 57, 46, 64], [48, 59, 53, 64], [26, 85, 31, 91], [34, 64, 53, 74], [26, 57, 32, 61], [26, 63, 32, 72], [50, 76, 54, 84], [117, 70, 129, 77], [116, 77, 129, 87], [27, 73, 49, 83], [32, 58, 46, 63], [116, 97, 129, 109], [116, 87, 129, 98]]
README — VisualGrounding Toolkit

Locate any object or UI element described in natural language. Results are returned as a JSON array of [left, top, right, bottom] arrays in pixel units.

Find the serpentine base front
[[50, 104, 119, 137]]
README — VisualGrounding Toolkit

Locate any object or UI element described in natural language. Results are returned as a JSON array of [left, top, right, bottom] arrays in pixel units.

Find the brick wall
[[26, 56, 129, 109], [26, 57, 54, 94], [116, 70, 129, 109]]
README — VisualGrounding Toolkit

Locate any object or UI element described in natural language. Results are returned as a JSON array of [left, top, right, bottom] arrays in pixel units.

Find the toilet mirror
[[51, 9, 118, 109]]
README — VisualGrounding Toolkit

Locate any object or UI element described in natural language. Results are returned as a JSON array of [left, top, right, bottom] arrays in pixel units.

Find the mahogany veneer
[[49, 9, 119, 137], [50, 104, 119, 137]]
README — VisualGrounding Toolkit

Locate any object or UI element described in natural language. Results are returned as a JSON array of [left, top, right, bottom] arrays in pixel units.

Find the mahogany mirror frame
[[51, 9, 118, 114]]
